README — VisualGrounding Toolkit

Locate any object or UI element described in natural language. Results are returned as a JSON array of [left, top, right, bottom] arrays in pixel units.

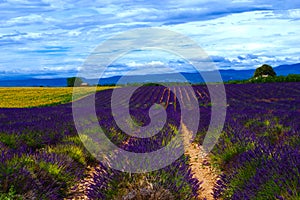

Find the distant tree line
[[97, 83, 116, 86], [68, 64, 299, 87], [67, 77, 83, 87], [248, 74, 300, 83], [227, 64, 300, 84], [227, 74, 300, 84]]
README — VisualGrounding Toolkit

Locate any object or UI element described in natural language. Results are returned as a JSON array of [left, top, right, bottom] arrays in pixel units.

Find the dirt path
[[66, 166, 96, 200], [181, 123, 219, 200], [69, 125, 219, 200]]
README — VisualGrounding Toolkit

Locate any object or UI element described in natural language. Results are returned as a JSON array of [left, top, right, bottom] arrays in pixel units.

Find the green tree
[[253, 64, 277, 78], [67, 77, 83, 87]]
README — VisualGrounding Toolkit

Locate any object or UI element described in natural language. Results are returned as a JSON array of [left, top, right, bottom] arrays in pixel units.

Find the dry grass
[[0, 86, 115, 108]]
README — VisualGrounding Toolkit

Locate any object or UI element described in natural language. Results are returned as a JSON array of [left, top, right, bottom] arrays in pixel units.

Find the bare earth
[[181, 123, 219, 200], [66, 166, 96, 200], [69, 124, 219, 200]]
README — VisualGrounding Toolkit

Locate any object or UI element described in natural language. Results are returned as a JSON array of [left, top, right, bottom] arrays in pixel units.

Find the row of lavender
[[0, 105, 91, 198], [0, 82, 299, 199], [209, 83, 300, 199], [0, 86, 201, 199], [79, 86, 201, 199], [87, 82, 300, 199]]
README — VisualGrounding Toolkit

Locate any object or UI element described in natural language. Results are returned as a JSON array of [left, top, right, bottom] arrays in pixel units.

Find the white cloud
[[165, 9, 300, 68], [6, 0, 33, 4], [41, 0, 69, 9], [67, 30, 81, 37], [127, 61, 164, 68], [287, 9, 300, 18], [2, 14, 55, 27], [0, 0, 300, 77]]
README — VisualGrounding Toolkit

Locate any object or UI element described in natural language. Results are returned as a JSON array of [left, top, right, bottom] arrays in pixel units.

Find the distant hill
[[272, 63, 300, 75], [85, 63, 300, 85], [0, 78, 67, 87], [0, 63, 298, 86]]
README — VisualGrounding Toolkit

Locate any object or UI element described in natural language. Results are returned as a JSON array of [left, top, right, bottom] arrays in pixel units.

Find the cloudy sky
[[0, 0, 300, 78]]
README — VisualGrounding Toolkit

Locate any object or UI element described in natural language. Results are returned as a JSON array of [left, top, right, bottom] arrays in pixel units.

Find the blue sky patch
[[0, 0, 299, 78]]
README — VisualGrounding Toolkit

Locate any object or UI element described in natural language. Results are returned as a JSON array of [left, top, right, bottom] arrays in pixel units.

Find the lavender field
[[0, 82, 299, 199]]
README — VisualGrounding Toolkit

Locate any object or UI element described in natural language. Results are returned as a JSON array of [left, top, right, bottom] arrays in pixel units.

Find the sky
[[0, 0, 300, 78]]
